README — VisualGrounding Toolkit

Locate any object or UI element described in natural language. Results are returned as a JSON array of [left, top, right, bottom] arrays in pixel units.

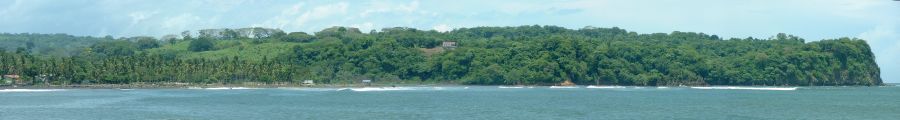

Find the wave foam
[[284, 86, 466, 91], [691, 86, 797, 91], [203, 87, 231, 90], [229, 87, 259, 90], [201, 87, 260, 90], [278, 87, 338, 91], [0, 89, 65, 92], [350, 87, 413, 92]]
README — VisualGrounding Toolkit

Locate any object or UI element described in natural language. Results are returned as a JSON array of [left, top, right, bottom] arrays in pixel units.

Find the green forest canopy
[[0, 25, 882, 86]]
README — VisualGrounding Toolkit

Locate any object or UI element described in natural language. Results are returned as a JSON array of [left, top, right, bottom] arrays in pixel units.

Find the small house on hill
[[442, 41, 457, 49]]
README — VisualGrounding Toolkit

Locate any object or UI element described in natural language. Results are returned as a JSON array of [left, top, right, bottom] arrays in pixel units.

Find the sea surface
[[1, 85, 899, 120]]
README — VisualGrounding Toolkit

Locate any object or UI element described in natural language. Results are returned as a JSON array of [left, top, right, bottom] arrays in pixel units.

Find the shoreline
[[0, 82, 468, 89], [1, 83, 891, 89]]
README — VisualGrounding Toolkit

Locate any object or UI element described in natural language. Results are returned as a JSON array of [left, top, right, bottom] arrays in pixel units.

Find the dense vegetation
[[0, 26, 882, 86]]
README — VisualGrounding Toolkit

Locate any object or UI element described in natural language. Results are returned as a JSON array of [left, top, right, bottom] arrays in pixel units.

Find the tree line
[[0, 25, 883, 86]]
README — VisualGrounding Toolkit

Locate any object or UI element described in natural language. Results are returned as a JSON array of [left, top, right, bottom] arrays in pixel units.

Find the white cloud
[[493, 0, 599, 16], [255, 2, 305, 29], [433, 24, 452, 32], [359, 0, 420, 18], [351, 22, 376, 32], [256, 2, 349, 31], [162, 13, 201, 32], [129, 11, 159, 25], [299, 2, 348, 25], [846, 0, 900, 82], [858, 23, 898, 48], [398, 0, 420, 13], [858, 22, 900, 81], [201, 0, 250, 12]]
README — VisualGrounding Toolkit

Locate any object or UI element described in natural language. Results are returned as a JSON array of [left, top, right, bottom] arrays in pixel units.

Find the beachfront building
[[362, 79, 372, 86], [302, 80, 315, 85], [2, 74, 22, 87], [37, 74, 53, 85], [1, 75, 11, 85]]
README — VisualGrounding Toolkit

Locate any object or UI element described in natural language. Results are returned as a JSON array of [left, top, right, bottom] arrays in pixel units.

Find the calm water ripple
[[1, 86, 899, 120]]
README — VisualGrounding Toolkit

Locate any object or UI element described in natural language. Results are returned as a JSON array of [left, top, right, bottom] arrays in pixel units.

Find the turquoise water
[[1, 86, 899, 120]]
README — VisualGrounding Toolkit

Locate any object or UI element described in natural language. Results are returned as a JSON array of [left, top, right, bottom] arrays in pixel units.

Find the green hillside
[[145, 39, 305, 61], [0, 26, 883, 86]]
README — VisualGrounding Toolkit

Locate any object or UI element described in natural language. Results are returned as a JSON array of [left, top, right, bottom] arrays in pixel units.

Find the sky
[[0, 0, 898, 83]]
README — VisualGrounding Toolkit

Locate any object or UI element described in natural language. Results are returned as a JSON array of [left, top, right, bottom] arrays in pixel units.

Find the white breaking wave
[[229, 87, 259, 90], [203, 87, 231, 90], [691, 86, 798, 91], [278, 87, 338, 91], [549, 86, 579, 89], [202, 87, 260, 90], [349, 87, 414, 92], [0, 89, 65, 92], [586, 86, 626, 89], [284, 86, 463, 92]]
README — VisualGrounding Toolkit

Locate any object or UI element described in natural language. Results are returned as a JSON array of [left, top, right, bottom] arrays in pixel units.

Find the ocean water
[[1, 86, 899, 120]]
